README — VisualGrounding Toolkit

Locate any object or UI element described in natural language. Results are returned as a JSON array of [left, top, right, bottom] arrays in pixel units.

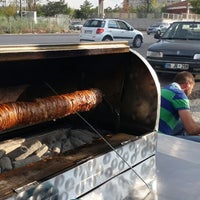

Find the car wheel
[[133, 35, 142, 48], [102, 36, 113, 41]]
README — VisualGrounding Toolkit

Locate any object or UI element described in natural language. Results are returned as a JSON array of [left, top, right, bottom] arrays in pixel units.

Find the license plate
[[164, 63, 189, 70], [84, 30, 92, 34]]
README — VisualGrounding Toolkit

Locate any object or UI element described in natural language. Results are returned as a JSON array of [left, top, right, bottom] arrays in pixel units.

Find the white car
[[80, 18, 143, 48]]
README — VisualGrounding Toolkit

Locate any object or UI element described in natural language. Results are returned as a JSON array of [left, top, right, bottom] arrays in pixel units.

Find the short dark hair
[[173, 71, 195, 85]]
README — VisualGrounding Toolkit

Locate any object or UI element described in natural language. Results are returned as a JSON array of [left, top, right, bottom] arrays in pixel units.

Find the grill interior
[[0, 42, 159, 199]]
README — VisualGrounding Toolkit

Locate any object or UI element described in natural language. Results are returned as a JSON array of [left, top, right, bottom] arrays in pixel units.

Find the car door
[[107, 20, 133, 44], [116, 20, 134, 44]]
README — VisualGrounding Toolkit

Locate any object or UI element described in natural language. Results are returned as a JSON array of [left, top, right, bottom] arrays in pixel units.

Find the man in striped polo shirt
[[159, 71, 200, 142]]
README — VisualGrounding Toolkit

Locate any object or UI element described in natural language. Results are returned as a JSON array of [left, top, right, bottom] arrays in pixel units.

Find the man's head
[[173, 71, 195, 96]]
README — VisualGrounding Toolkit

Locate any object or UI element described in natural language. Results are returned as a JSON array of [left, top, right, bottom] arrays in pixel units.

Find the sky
[[67, 0, 123, 9]]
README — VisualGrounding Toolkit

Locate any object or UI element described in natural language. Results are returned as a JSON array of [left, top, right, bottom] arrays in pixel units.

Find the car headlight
[[147, 50, 163, 58], [194, 54, 200, 60]]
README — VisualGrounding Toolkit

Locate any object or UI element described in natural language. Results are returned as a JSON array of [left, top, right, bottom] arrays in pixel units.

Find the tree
[[27, 0, 38, 11], [122, 0, 130, 12], [35, 4, 44, 16], [0, 3, 17, 33], [40, 0, 71, 17], [79, 0, 96, 19], [136, 0, 158, 17], [190, 0, 200, 14], [1, 4, 17, 20]]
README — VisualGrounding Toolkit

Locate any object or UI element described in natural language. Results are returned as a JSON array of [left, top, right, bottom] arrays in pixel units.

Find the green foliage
[[135, 0, 166, 17], [109, 5, 121, 13], [36, 4, 45, 17], [1, 4, 17, 20], [77, 0, 97, 19], [0, 16, 67, 34], [0, 0, 168, 21], [190, 0, 200, 14], [0, 0, 174, 34], [39, 0, 71, 17], [136, 0, 151, 18]]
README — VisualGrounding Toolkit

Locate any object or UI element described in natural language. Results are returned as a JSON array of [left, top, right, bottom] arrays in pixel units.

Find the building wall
[[106, 12, 200, 31], [127, 0, 182, 8]]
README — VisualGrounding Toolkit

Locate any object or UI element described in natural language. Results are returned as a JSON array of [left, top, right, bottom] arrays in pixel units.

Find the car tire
[[102, 36, 113, 41], [133, 35, 142, 48]]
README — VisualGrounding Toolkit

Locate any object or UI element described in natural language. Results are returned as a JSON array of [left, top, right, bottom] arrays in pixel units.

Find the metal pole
[[98, 0, 104, 18], [20, 0, 22, 18], [186, 0, 189, 19]]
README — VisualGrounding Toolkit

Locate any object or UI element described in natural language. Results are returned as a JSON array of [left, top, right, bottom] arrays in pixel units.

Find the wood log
[[15, 140, 42, 161], [0, 138, 25, 154], [35, 144, 49, 158]]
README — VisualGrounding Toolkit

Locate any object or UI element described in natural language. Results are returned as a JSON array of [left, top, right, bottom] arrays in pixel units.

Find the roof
[[167, 0, 192, 10]]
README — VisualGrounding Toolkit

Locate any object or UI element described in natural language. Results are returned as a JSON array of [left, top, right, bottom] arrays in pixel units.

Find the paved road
[[0, 33, 79, 45], [0, 32, 156, 55]]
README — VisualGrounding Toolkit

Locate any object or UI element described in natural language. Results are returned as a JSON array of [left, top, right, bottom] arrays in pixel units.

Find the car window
[[162, 23, 182, 39], [117, 21, 129, 30], [162, 22, 200, 40], [150, 24, 157, 27], [152, 23, 161, 27], [72, 22, 80, 25], [108, 20, 119, 29], [83, 20, 105, 28]]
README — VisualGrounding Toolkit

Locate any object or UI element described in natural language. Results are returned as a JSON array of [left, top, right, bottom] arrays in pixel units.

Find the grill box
[[0, 42, 160, 200]]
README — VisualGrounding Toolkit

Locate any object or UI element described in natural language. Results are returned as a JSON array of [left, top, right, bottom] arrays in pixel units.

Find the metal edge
[[0, 41, 130, 62], [0, 41, 130, 53], [129, 48, 161, 132]]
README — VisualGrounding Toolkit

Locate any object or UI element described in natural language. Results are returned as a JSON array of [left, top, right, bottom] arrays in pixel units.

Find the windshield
[[151, 23, 166, 27], [161, 21, 200, 40], [151, 23, 160, 27], [71, 22, 81, 25]]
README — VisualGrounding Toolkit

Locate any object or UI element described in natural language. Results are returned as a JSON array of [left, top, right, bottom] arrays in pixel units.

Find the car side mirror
[[154, 31, 161, 39], [129, 27, 134, 31]]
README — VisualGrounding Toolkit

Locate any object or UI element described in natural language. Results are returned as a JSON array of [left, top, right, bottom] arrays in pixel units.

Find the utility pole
[[186, 0, 189, 19], [20, 0, 22, 18], [2, 0, 6, 7], [98, 0, 104, 18]]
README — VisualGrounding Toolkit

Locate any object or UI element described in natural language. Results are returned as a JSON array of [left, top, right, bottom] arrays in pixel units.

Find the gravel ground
[[189, 80, 200, 122]]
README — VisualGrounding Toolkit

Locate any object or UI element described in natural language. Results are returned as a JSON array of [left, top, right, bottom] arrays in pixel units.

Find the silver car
[[146, 22, 170, 35], [69, 21, 83, 30], [79, 18, 143, 48]]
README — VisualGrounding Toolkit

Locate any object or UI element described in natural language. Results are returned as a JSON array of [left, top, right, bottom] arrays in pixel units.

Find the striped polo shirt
[[159, 82, 190, 135]]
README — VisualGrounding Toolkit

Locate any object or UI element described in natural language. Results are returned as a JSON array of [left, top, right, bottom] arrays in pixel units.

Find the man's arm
[[179, 109, 200, 135]]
